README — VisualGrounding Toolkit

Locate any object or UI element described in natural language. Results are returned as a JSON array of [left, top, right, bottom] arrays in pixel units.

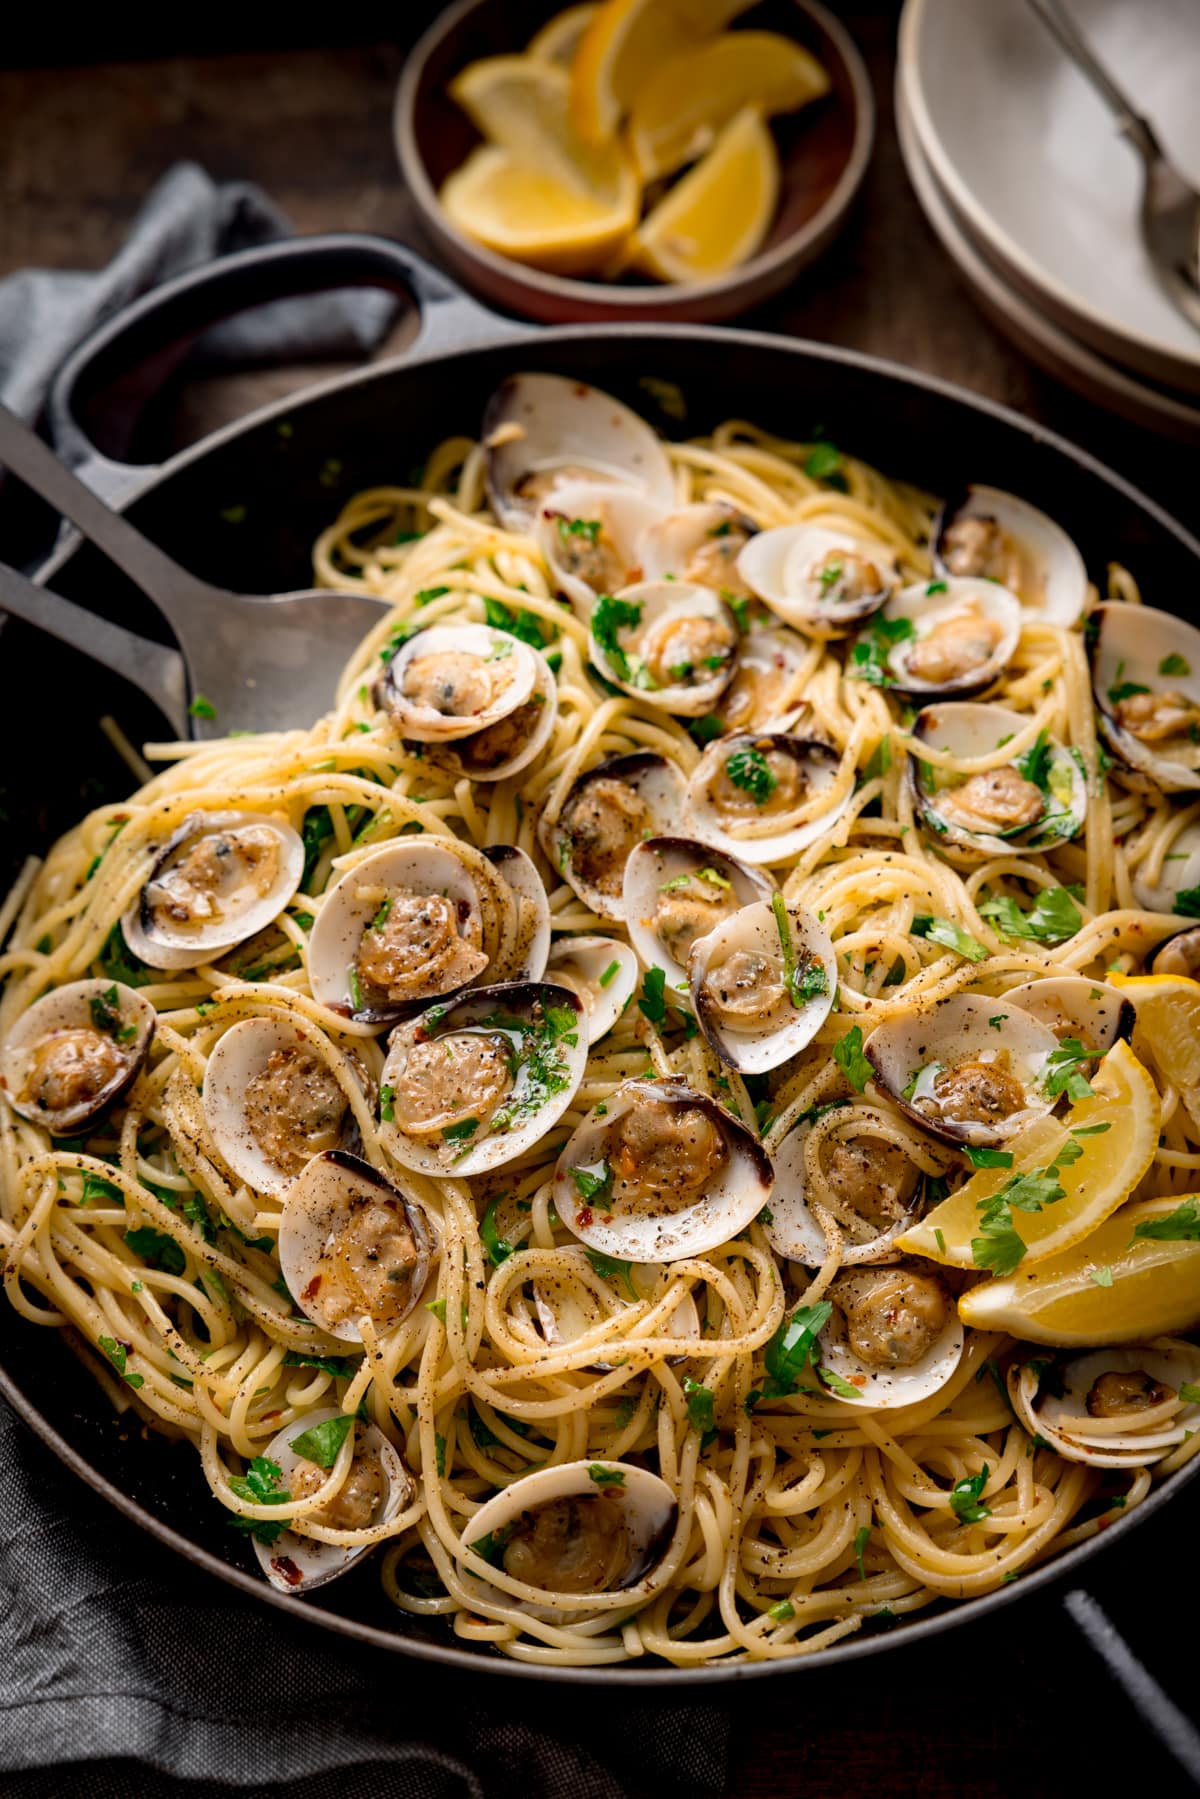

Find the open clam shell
[[1003, 976, 1134, 1057], [379, 981, 587, 1177], [909, 702, 1087, 854], [1148, 924, 1200, 976], [122, 811, 304, 972], [765, 1108, 925, 1267], [483, 845, 552, 982], [864, 992, 1060, 1148], [537, 479, 667, 615], [711, 624, 808, 736], [934, 485, 1089, 628], [458, 1457, 678, 1621], [0, 978, 155, 1134], [1089, 602, 1200, 794], [422, 650, 558, 783], [249, 1407, 413, 1594], [637, 501, 756, 594], [587, 581, 739, 716], [532, 1249, 700, 1369], [689, 898, 836, 1074], [278, 1150, 433, 1343], [622, 836, 775, 989], [1011, 1339, 1200, 1468], [738, 523, 898, 634], [1131, 819, 1200, 913], [483, 373, 676, 532], [540, 751, 687, 923], [307, 838, 510, 1026], [554, 1076, 772, 1263], [544, 936, 638, 1044], [817, 1261, 964, 1408], [687, 733, 850, 864], [872, 579, 1021, 700], [376, 623, 539, 744], [202, 1015, 363, 1198]]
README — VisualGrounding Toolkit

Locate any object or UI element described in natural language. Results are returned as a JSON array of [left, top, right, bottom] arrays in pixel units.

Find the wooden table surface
[[0, 10, 1197, 1799]]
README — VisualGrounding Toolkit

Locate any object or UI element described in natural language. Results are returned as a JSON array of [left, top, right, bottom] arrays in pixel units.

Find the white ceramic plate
[[899, 0, 1200, 395], [896, 79, 1200, 444]]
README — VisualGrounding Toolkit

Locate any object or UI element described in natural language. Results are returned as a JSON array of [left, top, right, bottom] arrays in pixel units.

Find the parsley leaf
[[832, 1025, 873, 1093], [682, 1377, 716, 1444], [1043, 1037, 1094, 1101], [587, 1464, 626, 1487], [978, 885, 1082, 945], [592, 594, 648, 686], [571, 1160, 614, 1211], [228, 1454, 291, 1543], [123, 1226, 185, 1276], [283, 1350, 359, 1378], [584, 1247, 637, 1300], [1172, 886, 1200, 918], [1160, 653, 1191, 677], [1015, 729, 1052, 788], [480, 1193, 515, 1266], [949, 1466, 991, 1524], [1131, 1199, 1200, 1242], [911, 914, 989, 963], [748, 1300, 833, 1406], [289, 1413, 354, 1469], [724, 746, 777, 805], [849, 615, 914, 686]]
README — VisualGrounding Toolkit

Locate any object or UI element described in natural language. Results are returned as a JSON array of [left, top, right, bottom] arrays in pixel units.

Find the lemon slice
[[627, 106, 780, 284], [1107, 969, 1200, 1090], [895, 1039, 1160, 1272], [449, 56, 636, 210], [440, 147, 637, 274], [958, 1196, 1200, 1345], [527, 3, 600, 67], [570, 0, 699, 144], [629, 31, 831, 181]]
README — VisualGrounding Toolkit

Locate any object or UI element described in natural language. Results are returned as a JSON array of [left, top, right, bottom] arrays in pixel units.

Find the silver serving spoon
[[1026, 0, 1200, 336], [0, 402, 392, 740]]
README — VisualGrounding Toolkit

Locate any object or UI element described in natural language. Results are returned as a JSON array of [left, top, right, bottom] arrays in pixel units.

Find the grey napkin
[[0, 160, 397, 442]]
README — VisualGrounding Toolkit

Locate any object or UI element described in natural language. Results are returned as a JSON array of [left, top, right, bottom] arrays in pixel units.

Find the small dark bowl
[[394, 0, 875, 323]]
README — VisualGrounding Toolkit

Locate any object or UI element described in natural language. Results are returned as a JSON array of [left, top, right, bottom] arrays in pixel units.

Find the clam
[[738, 523, 898, 634], [421, 652, 558, 784], [202, 1016, 364, 1197], [376, 623, 539, 744], [1011, 1339, 1200, 1468], [459, 1457, 677, 1619], [379, 981, 588, 1177], [532, 1249, 701, 1367], [622, 836, 774, 989], [278, 1150, 433, 1342], [483, 845, 551, 982], [483, 372, 676, 531], [689, 897, 836, 1074], [817, 1260, 964, 1408], [0, 979, 154, 1133], [638, 501, 756, 595], [587, 582, 738, 716], [1148, 925, 1200, 976], [868, 579, 1021, 700], [864, 992, 1060, 1148], [540, 752, 687, 922], [1003, 976, 1134, 1057], [544, 936, 639, 1044], [306, 838, 511, 1026], [537, 479, 667, 615], [765, 1108, 925, 1266], [934, 485, 1089, 627], [249, 1407, 413, 1594], [910, 703, 1087, 853], [711, 624, 808, 736], [554, 1076, 772, 1262], [122, 811, 304, 972], [1089, 602, 1200, 793], [1131, 820, 1200, 914], [687, 733, 850, 864]]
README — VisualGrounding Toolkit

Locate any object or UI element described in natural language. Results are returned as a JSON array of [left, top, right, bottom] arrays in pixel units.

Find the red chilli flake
[[271, 1556, 303, 1587], [577, 1207, 594, 1228], [302, 1276, 322, 1301]]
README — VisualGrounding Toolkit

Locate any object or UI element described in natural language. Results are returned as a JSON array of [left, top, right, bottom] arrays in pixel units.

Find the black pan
[[2, 233, 1198, 1685]]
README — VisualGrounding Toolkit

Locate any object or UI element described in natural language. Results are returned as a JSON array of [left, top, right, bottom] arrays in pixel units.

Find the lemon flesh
[[629, 105, 780, 283]]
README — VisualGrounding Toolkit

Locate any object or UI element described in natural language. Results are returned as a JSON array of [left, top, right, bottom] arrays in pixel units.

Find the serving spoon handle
[[1024, 0, 1162, 162]]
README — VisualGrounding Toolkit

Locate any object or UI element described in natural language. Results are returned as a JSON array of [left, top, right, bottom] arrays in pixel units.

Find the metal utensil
[[1026, 0, 1200, 336], [0, 402, 390, 740]]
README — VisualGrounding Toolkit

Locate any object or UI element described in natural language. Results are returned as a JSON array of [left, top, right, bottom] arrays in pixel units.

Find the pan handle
[[47, 233, 525, 503]]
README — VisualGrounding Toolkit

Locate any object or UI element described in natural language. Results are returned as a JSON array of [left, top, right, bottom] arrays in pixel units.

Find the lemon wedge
[[527, 3, 600, 66], [440, 147, 637, 274], [895, 1039, 1160, 1272], [629, 30, 831, 180], [570, 0, 699, 144], [1107, 969, 1200, 1090], [449, 56, 636, 212], [627, 105, 779, 284], [958, 1195, 1200, 1345]]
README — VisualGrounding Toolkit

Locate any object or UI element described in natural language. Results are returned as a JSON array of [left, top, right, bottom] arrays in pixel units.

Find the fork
[[0, 402, 392, 740], [1026, 0, 1200, 337]]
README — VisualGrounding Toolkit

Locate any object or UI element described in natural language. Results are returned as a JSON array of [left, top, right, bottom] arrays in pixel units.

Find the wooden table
[[1, 11, 1196, 1799]]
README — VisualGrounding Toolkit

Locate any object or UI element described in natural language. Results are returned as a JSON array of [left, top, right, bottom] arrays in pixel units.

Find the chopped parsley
[[1043, 1037, 1094, 1101], [768, 1599, 796, 1622], [587, 1464, 626, 1487], [1014, 728, 1052, 788], [87, 984, 134, 1040], [832, 1025, 873, 1093], [228, 1455, 291, 1544], [598, 958, 621, 987], [849, 615, 914, 687], [1131, 1198, 1200, 1242], [1160, 653, 1191, 677], [97, 1335, 143, 1389], [1089, 1266, 1114, 1287], [483, 595, 554, 649], [853, 1525, 871, 1580], [189, 694, 217, 720], [949, 1466, 991, 1524], [911, 914, 989, 963], [747, 1300, 832, 1407], [592, 594, 652, 687], [480, 1193, 515, 1265], [772, 892, 828, 1009], [965, 1147, 1014, 1169], [688, 713, 725, 747], [290, 1413, 354, 1468], [123, 1226, 185, 1276], [804, 440, 845, 484], [1172, 886, 1200, 918], [283, 1350, 359, 1378], [571, 1160, 614, 1211], [682, 1377, 716, 1446], [442, 1117, 480, 1142], [818, 1365, 863, 1401], [724, 746, 777, 805], [379, 1085, 395, 1123], [557, 516, 602, 546], [584, 1247, 637, 1300], [971, 1164, 1066, 1276], [978, 885, 1082, 945]]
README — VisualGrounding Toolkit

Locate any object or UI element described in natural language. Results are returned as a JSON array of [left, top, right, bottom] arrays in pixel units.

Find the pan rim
[[12, 318, 1200, 1680]]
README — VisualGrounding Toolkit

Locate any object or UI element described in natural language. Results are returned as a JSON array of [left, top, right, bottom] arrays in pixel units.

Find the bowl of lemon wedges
[[395, 0, 874, 321]]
